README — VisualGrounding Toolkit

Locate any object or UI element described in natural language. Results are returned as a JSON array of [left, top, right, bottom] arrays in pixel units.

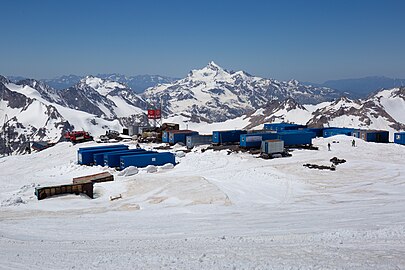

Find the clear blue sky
[[1, 0, 404, 82]]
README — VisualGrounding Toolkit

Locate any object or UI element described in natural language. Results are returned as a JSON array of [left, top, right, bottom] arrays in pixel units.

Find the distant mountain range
[[7, 74, 178, 93], [304, 76, 405, 99], [1, 62, 404, 154], [7, 73, 404, 98]]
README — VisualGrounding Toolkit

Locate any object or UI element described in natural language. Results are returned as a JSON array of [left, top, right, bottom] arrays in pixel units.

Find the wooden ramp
[[72, 172, 114, 184]]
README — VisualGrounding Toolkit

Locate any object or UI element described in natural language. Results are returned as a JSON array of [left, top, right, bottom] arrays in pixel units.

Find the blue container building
[[77, 144, 128, 163], [186, 135, 212, 149], [78, 144, 127, 152], [323, 128, 355, 138], [120, 152, 176, 170], [168, 131, 199, 145], [264, 123, 306, 132], [277, 130, 315, 146], [162, 131, 170, 143], [212, 130, 247, 144], [94, 149, 144, 166], [240, 133, 278, 148], [92, 148, 147, 166], [104, 149, 156, 168], [305, 128, 324, 138], [78, 145, 129, 165], [394, 132, 405, 145], [354, 130, 389, 143]]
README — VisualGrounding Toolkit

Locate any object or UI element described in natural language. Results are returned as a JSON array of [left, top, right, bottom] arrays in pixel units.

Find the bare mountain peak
[[281, 97, 307, 111], [0, 75, 10, 84], [333, 96, 357, 105]]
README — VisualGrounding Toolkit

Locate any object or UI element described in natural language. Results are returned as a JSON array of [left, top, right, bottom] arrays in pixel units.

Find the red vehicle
[[64, 131, 93, 143]]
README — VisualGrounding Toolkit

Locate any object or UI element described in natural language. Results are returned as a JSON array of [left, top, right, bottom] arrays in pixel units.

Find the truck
[[64, 131, 93, 143], [99, 130, 121, 142]]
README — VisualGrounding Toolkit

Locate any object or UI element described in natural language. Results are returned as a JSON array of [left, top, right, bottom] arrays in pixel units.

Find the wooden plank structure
[[35, 182, 94, 200], [72, 172, 114, 184], [35, 172, 113, 201]]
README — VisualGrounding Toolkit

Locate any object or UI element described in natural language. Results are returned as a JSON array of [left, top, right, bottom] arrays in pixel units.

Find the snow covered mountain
[[0, 76, 147, 154], [97, 73, 178, 93], [143, 61, 340, 122], [0, 79, 72, 154], [60, 76, 146, 118], [241, 87, 405, 139], [307, 88, 405, 132], [2, 65, 404, 154], [42, 74, 177, 93], [16, 78, 66, 105]]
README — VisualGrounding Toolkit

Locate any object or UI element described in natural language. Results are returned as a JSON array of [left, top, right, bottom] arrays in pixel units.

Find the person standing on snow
[[352, 139, 356, 147], [328, 143, 331, 151]]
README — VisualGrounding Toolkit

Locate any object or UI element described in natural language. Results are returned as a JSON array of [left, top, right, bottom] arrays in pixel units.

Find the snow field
[[0, 136, 405, 269]]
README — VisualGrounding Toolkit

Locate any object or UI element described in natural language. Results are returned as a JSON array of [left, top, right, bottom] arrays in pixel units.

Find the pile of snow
[[175, 151, 186, 158], [160, 163, 174, 170], [1, 196, 26, 207], [144, 165, 157, 173], [118, 166, 139, 177]]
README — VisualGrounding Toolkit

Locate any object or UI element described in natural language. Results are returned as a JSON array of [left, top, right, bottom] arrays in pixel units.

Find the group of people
[[327, 139, 356, 151]]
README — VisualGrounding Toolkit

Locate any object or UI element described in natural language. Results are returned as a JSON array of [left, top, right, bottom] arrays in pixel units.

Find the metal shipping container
[[305, 128, 324, 138], [162, 130, 170, 143], [186, 135, 212, 149], [104, 150, 156, 168], [92, 148, 146, 167], [247, 129, 276, 134], [356, 130, 389, 143], [322, 128, 355, 138], [78, 144, 127, 152], [240, 133, 278, 148], [212, 130, 247, 144], [277, 131, 314, 146], [394, 132, 405, 145], [261, 139, 284, 154], [168, 130, 199, 145], [77, 144, 127, 163], [78, 145, 129, 165], [263, 123, 305, 132], [120, 152, 176, 170], [93, 149, 140, 166]]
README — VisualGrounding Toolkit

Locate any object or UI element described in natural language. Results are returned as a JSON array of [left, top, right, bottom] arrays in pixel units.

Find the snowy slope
[[60, 76, 146, 118], [4, 81, 124, 136], [0, 82, 71, 154], [143, 61, 340, 122], [372, 87, 405, 123], [0, 80, 132, 154], [0, 137, 404, 268], [193, 88, 405, 139]]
